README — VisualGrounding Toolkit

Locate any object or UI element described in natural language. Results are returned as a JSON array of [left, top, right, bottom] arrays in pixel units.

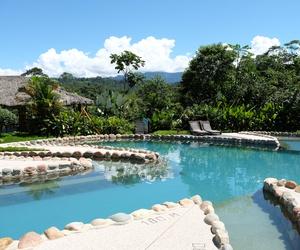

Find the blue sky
[[1, 0, 299, 76]]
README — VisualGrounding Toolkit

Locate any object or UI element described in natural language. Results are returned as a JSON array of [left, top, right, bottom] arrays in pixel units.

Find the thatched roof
[[0, 76, 93, 107]]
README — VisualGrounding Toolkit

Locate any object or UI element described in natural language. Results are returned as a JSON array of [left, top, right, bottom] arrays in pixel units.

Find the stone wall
[[0, 155, 93, 186], [263, 178, 300, 233], [11, 133, 280, 149], [0, 138, 161, 186]]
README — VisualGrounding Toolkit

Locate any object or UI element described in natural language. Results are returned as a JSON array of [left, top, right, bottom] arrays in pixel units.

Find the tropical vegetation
[[0, 41, 299, 138]]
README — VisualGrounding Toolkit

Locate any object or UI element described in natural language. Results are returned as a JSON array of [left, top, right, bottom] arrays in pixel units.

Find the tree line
[[1, 41, 299, 135]]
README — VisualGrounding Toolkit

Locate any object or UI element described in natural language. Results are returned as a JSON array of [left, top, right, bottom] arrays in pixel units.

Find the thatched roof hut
[[0, 76, 93, 107]]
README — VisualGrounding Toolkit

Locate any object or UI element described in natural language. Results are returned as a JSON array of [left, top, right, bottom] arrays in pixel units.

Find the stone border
[[0, 131, 280, 185], [2, 137, 160, 164], [11, 133, 280, 149], [0, 195, 233, 250], [0, 132, 279, 185], [0, 156, 93, 186], [246, 131, 300, 138], [263, 177, 300, 233], [0, 138, 161, 185], [0, 146, 159, 165]]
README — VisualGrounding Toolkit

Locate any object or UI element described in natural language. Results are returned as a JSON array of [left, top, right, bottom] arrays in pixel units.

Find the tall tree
[[21, 67, 48, 77], [110, 50, 145, 90], [180, 44, 237, 106], [59, 72, 75, 82], [137, 77, 178, 117]]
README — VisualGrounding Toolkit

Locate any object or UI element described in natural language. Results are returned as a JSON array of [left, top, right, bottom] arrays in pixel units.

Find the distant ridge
[[111, 72, 182, 84]]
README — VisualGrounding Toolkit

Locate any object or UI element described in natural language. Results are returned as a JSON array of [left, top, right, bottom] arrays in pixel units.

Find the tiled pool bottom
[[1, 140, 300, 249]]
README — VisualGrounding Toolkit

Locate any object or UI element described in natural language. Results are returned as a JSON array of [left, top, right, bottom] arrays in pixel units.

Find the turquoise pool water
[[1, 140, 300, 249]]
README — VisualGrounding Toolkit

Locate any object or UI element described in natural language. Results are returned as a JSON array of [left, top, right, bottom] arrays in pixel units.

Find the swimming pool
[[1, 140, 300, 249]]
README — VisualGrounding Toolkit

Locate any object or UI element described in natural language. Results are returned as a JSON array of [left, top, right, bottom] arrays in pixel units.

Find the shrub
[[50, 110, 94, 136], [104, 116, 134, 134], [25, 76, 62, 135], [50, 110, 134, 136], [151, 104, 184, 131], [182, 103, 280, 132], [0, 108, 17, 134]]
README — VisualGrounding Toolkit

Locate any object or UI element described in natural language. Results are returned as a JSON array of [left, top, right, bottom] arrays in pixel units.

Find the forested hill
[[111, 72, 182, 83], [57, 76, 124, 101], [143, 72, 182, 83], [56, 72, 182, 100]]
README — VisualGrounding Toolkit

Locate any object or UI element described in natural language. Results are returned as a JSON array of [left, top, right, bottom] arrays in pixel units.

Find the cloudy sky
[[0, 0, 299, 77]]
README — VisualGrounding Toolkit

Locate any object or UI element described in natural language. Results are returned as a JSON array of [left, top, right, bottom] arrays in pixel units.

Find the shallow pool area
[[1, 140, 300, 249], [279, 137, 300, 152]]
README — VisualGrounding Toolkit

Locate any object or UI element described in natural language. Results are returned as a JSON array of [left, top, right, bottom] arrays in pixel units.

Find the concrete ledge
[[263, 177, 300, 233], [2, 195, 233, 250], [245, 131, 300, 138]]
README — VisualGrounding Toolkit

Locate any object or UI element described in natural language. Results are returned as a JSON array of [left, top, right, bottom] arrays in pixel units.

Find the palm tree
[[24, 76, 62, 135]]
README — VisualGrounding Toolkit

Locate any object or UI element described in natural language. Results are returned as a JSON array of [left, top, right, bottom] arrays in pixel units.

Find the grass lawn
[[152, 130, 190, 135], [0, 146, 45, 152], [0, 132, 49, 144]]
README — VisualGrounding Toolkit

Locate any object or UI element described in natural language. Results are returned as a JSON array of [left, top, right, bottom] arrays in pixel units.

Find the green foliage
[[25, 76, 62, 135], [135, 77, 184, 131], [94, 90, 144, 121], [21, 67, 48, 77], [183, 102, 281, 131], [57, 74, 125, 101], [95, 90, 128, 117], [0, 146, 45, 152], [0, 132, 48, 144], [137, 77, 180, 116], [50, 110, 94, 136], [181, 44, 237, 106], [104, 116, 134, 134], [14, 40, 300, 134], [110, 50, 145, 90], [0, 108, 17, 134], [152, 130, 190, 135], [127, 72, 145, 88], [180, 42, 300, 132], [50, 109, 134, 136], [151, 107, 183, 131]]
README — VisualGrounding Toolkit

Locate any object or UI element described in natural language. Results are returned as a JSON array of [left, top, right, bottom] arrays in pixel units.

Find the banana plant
[[96, 90, 128, 117]]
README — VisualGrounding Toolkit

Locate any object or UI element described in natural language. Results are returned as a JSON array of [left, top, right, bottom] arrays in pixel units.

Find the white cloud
[[26, 36, 191, 77], [0, 68, 22, 75], [0, 35, 285, 77], [249, 35, 280, 56]]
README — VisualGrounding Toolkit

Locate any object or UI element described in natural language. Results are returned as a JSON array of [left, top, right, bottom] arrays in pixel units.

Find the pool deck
[[220, 132, 276, 141], [36, 205, 216, 250], [4, 197, 232, 250]]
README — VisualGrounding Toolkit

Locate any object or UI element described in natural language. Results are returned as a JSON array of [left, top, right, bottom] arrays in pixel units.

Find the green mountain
[[112, 72, 182, 83]]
